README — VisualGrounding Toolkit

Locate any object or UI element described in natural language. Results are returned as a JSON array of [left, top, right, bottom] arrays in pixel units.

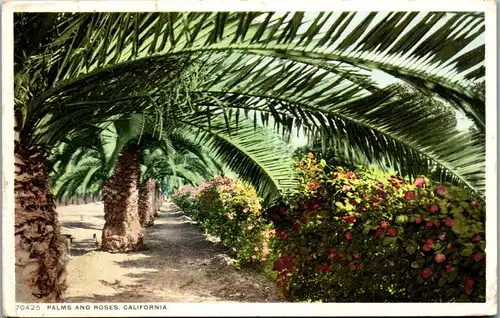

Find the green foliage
[[269, 154, 486, 302], [16, 12, 486, 196], [172, 177, 276, 268]]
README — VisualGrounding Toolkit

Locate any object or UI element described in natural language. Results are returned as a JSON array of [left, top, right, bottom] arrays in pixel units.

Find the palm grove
[[14, 12, 485, 302]]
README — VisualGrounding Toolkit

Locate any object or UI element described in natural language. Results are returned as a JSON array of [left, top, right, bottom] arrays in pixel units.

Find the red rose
[[344, 232, 353, 241], [428, 204, 439, 214], [373, 228, 384, 238], [426, 239, 434, 245], [423, 244, 431, 252], [434, 253, 446, 263], [328, 248, 337, 259], [343, 215, 357, 224], [377, 190, 388, 199], [433, 220, 441, 228], [415, 178, 425, 187], [473, 252, 485, 262], [445, 218, 455, 228], [273, 255, 295, 272], [352, 253, 360, 260], [380, 220, 389, 229], [470, 199, 481, 209], [445, 264, 454, 272], [308, 182, 318, 191], [435, 184, 449, 197], [415, 217, 422, 224], [386, 228, 397, 237], [426, 221, 433, 228], [471, 234, 482, 243], [421, 268, 432, 279], [464, 277, 474, 289], [347, 262, 359, 270], [279, 230, 288, 241], [404, 191, 415, 201], [307, 152, 314, 159]]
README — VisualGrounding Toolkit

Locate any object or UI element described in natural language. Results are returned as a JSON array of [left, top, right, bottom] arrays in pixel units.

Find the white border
[[1, 1, 497, 317]]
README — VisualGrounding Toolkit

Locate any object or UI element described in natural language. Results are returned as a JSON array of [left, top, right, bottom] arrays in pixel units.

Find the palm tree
[[15, 12, 485, 301], [49, 112, 296, 252]]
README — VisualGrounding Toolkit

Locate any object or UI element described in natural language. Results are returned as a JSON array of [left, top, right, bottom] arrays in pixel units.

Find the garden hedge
[[172, 155, 486, 302]]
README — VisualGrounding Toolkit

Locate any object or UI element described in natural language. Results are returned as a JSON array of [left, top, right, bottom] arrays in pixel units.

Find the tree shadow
[[70, 239, 101, 257], [63, 206, 284, 303], [61, 221, 103, 231]]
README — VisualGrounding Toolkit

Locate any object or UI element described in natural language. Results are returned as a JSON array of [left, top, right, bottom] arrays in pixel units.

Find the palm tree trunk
[[138, 178, 155, 227], [101, 148, 143, 253], [14, 141, 68, 302], [153, 185, 160, 217]]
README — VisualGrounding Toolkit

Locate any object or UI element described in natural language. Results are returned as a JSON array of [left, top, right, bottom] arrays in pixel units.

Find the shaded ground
[[57, 201, 283, 302]]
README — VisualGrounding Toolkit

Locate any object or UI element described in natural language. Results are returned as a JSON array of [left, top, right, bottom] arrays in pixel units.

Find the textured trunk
[[101, 148, 143, 253], [14, 142, 68, 302], [138, 178, 155, 227]]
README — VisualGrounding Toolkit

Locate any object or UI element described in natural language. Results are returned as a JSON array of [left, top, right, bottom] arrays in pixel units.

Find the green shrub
[[270, 153, 486, 302], [172, 177, 277, 268]]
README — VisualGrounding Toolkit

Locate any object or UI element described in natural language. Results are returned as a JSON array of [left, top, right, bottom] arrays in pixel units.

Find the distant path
[[58, 201, 283, 302]]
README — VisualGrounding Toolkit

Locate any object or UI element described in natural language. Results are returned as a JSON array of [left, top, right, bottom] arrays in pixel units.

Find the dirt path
[[57, 201, 283, 303]]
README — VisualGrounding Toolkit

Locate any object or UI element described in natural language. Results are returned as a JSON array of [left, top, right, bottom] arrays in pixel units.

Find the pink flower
[[421, 268, 432, 279], [445, 218, 455, 227], [426, 221, 433, 228], [254, 247, 259, 252], [343, 215, 357, 224], [435, 184, 449, 197], [307, 152, 314, 159], [473, 252, 485, 262], [404, 191, 415, 201], [428, 204, 439, 214], [352, 253, 360, 260], [433, 220, 441, 228], [415, 178, 425, 187], [380, 220, 389, 229], [243, 208, 249, 214], [434, 253, 446, 263], [344, 232, 353, 241], [423, 244, 431, 252], [445, 264, 454, 272], [426, 239, 434, 245], [251, 255, 257, 260], [247, 225, 253, 231], [342, 184, 351, 193], [437, 233, 446, 241], [415, 217, 422, 224], [463, 277, 475, 289]]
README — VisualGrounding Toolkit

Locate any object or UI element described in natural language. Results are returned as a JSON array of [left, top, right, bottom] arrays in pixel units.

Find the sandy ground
[[57, 201, 284, 303]]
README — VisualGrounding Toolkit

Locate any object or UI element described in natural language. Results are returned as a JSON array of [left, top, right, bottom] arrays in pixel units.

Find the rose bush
[[269, 154, 486, 302], [172, 177, 277, 267]]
